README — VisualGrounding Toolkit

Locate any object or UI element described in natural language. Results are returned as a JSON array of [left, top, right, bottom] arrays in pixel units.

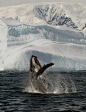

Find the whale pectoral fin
[[36, 63, 54, 77]]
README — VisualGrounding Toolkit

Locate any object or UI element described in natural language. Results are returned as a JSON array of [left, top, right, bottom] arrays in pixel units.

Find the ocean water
[[0, 71, 86, 112]]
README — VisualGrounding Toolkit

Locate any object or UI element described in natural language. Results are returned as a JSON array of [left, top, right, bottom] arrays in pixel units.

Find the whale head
[[30, 55, 41, 73], [30, 55, 54, 75]]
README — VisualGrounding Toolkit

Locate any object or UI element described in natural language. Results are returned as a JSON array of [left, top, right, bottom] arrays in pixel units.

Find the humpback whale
[[29, 55, 54, 93]]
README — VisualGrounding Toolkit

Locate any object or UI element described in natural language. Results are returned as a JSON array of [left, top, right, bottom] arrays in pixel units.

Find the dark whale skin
[[29, 55, 54, 93]]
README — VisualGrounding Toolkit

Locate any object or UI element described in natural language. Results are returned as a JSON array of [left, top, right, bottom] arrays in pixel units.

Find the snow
[[0, 2, 86, 71], [0, 18, 86, 71], [0, 3, 86, 30], [0, 20, 7, 70]]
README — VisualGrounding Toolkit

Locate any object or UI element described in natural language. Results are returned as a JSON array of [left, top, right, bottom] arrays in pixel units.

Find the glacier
[[0, 20, 7, 70], [0, 2, 86, 71]]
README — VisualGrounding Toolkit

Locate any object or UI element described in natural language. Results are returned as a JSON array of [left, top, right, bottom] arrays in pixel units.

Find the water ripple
[[0, 71, 86, 112]]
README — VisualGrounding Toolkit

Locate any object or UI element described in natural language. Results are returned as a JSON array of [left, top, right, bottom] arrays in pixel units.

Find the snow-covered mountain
[[0, 3, 86, 30], [0, 2, 86, 71], [34, 4, 78, 29]]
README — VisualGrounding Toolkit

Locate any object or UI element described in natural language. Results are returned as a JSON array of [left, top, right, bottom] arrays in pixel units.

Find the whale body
[[29, 55, 54, 93]]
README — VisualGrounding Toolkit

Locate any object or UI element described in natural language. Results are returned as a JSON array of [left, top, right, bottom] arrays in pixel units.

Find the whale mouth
[[30, 55, 54, 73], [30, 55, 41, 72], [32, 55, 40, 65]]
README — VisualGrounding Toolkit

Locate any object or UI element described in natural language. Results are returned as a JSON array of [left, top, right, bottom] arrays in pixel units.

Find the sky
[[0, 0, 86, 7]]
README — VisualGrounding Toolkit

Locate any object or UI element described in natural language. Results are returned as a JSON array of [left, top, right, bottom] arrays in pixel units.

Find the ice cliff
[[0, 19, 85, 71], [0, 2, 86, 71], [0, 20, 7, 70]]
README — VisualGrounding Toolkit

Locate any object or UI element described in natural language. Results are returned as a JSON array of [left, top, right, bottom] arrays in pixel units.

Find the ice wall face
[[0, 2, 86, 71], [0, 20, 7, 70], [7, 24, 85, 47], [2, 20, 86, 71]]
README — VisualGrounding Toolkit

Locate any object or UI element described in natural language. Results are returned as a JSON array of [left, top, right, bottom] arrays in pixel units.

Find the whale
[[29, 55, 54, 93]]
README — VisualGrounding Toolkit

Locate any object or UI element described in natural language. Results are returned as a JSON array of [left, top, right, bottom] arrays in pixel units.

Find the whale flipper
[[36, 63, 54, 77]]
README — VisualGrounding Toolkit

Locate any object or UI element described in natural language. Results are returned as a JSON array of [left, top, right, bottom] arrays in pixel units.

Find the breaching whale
[[29, 55, 54, 93]]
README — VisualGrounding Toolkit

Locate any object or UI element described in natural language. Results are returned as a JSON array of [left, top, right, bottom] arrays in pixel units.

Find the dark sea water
[[0, 71, 86, 112]]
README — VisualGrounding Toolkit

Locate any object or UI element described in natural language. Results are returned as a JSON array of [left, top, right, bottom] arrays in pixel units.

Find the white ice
[[0, 20, 7, 70], [0, 3, 86, 30], [0, 2, 86, 71]]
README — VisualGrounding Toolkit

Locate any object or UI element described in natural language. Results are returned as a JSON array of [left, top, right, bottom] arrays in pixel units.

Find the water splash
[[52, 72, 77, 94], [23, 72, 77, 94], [23, 86, 40, 93]]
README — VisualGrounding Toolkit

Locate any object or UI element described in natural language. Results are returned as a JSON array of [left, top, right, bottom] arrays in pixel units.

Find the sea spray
[[50, 72, 77, 94], [23, 71, 77, 94]]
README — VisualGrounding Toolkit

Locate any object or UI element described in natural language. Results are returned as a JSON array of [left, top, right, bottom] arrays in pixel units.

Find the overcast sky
[[0, 0, 86, 7]]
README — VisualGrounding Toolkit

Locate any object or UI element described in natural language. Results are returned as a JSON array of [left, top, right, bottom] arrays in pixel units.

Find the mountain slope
[[0, 3, 86, 30]]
